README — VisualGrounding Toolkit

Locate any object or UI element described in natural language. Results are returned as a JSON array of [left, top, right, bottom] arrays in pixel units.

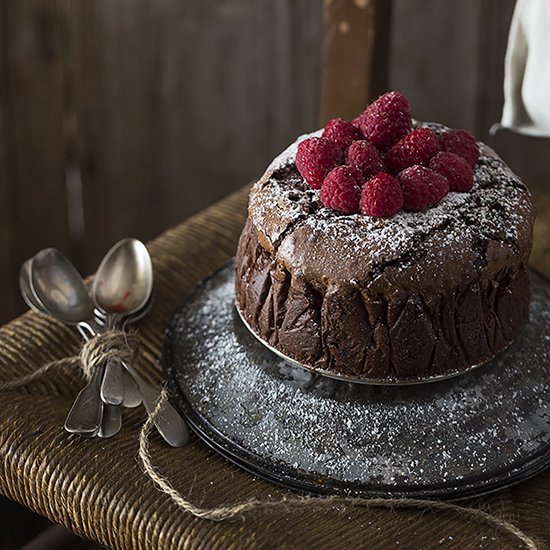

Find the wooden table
[[0, 186, 549, 549]]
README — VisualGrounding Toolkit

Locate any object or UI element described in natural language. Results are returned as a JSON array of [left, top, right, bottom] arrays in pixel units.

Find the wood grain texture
[[0, 0, 70, 322], [530, 183, 550, 275], [389, 0, 481, 131], [0, 2, 18, 321], [474, 0, 516, 138], [319, 0, 376, 123], [472, 0, 550, 186], [70, 0, 322, 273]]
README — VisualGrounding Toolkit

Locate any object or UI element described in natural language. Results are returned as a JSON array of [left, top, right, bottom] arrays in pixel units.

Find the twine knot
[[79, 330, 139, 380]]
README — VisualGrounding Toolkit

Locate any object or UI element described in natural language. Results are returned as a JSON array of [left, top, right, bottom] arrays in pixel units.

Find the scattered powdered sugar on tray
[[164, 263, 550, 497]]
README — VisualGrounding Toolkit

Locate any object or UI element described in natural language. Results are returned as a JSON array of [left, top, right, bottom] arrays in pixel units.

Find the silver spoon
[[123, 361, 189, 447], [20, 259, 94, 341], [29, 250, 106, 435], [92, 238, 189, 447], [96, 297, 153, 409], [19, 260, 48, 314], [92, 238, 153, 328], [98, 403, 122, 438], [92, 238, 153, 405]]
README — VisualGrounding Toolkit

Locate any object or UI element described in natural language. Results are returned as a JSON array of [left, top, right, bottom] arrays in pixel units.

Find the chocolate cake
[[235, 119, 535, 382]]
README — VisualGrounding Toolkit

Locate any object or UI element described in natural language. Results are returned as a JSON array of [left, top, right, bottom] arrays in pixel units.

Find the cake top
[[248, 121, 534, 295]]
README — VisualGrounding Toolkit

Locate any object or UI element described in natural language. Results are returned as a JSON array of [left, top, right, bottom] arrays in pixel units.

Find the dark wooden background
[[1, 0, 547, 325]]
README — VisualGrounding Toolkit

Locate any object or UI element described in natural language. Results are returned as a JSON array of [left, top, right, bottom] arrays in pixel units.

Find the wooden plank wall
[[390, 0, 515, 135], [0, 0, 323, 323], [69, 0, 322, 270], [0, 0, 71, 323], [319, 0, 391, 124]]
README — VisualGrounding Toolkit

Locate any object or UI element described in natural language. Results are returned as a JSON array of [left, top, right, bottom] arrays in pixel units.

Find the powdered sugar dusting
[[249, 122, 534, 288], [165, 263, 550, 497]]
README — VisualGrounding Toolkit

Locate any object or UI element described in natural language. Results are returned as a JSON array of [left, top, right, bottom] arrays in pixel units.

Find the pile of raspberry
[[295, 91, 480, 217]]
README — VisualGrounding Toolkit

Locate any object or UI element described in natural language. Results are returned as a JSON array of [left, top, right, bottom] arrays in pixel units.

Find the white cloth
[[497, 0, 550, 137]]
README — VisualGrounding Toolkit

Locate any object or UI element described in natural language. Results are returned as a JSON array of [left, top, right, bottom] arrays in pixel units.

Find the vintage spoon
[[92, 239, 189, 446], [29, 250, 107, 435], [92, 238, 153, 406], [98, 403, 122, 439], [123, 361, 190, 447], [92, 238, 153, 328], [64, 366, 104, 436], [96, 296, 153, 408], [19, 260, 47, 314]]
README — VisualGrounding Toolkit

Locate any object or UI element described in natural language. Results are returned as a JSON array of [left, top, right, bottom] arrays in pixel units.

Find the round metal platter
[[162, 260, 550, 500]]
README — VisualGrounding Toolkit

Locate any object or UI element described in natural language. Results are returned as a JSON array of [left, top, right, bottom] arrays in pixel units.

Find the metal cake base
[[235, 304, 495, 386], [162, 260, 550, 499]]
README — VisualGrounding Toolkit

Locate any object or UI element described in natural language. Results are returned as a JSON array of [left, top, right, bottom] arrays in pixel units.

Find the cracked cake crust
[[235, 122, 535, 381]]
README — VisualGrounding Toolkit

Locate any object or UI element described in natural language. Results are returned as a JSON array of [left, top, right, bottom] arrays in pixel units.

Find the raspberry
[[296, 137, 344, 189], [386, 128, 440, 173], [320, 165, 364, 213], [347, 140, 386, 178], [323, 118, 362, 149], [429, 152, 473, 192], [352, 115, 363, 130], [360, 173, 403, 217], [358, 91, 412, 149], [398, 165, 449, 211], [439, 129, 480, 168]]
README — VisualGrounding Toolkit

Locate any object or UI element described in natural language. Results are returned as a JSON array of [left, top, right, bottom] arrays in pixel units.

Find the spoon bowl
[[30, 248, 95, 325], [19, 259, 47, 314], [92, 238, 153, 324]]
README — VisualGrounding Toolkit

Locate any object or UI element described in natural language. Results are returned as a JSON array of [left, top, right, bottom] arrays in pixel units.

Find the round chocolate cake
[[235, 121, 535, 382]]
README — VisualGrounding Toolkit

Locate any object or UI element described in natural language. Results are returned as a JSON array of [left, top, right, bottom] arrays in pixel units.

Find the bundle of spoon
[[19, 238, 189, 447]]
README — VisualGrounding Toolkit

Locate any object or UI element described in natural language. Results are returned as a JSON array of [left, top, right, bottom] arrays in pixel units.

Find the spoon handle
[[122, 362, 189, 447], [122, 370, 142, 408], [65, 365, 105, 435], [100, 358, 125, 406], [98, 404, 122, 438]]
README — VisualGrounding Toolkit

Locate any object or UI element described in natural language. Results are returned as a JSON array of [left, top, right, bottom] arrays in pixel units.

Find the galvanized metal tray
[[163, 260, 550, 499]]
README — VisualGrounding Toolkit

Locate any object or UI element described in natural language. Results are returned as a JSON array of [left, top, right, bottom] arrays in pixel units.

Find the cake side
[[236, 218, 530, 379]]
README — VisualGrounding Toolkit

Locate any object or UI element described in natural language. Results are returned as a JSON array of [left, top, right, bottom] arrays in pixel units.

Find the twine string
[[139, 389, 539, 549], [0, 330, 138, 391], [79, 331, 138, 380]]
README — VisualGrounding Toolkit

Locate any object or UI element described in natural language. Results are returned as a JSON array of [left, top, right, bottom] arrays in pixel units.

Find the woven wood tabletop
[[0, 185, 549, 549]]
